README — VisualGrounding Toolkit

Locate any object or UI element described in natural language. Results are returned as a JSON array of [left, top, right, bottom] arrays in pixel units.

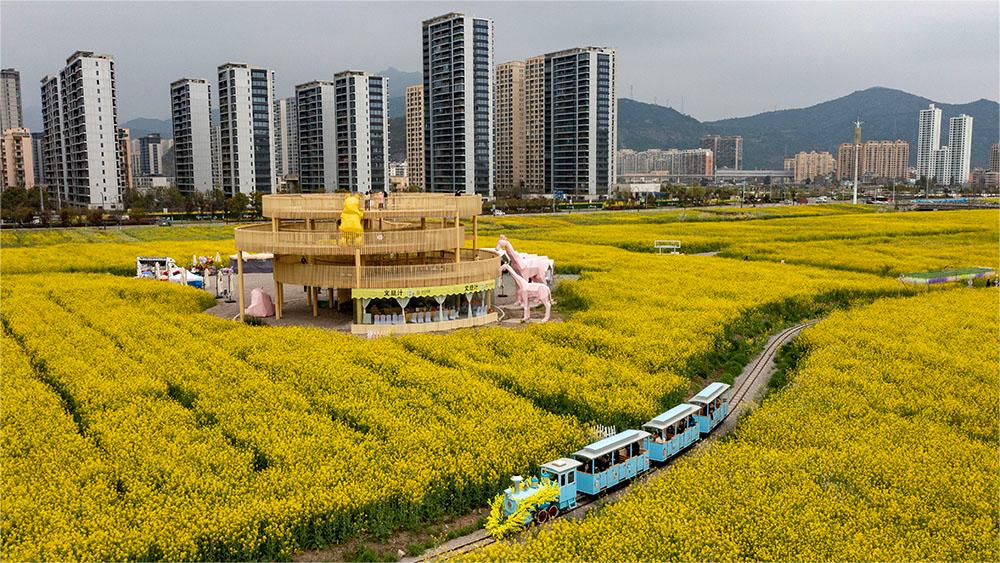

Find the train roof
[[573, 429, 651, 460], [690, 382, 730, 405], [540, 458, 583, 474], [643, 403, 700, 430]]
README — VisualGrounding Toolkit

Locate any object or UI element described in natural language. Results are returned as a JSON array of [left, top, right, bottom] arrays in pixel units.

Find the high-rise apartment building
[[210, 123, 221, 189], [296, 72, 389, 193], [1, 128, 35, 187], [1, 69, 23, 133], [333, 71, 388, 193], [946, 114, 973, 185], [932, 146, 951, 185], [296, 81, 337, 192], [989, 143, 1000, 173], [30, 132, 45, 186], [916, 103, 941, 180], [171, 78, 214, 193], [39, 75, 65, 202], [131, 134, 170, 176], [273, 96, 299, 183], [836, 140, 909, 181], [544, 47, 617, 199], [217, 62, 275, 196], [494, 61, 525, 196], [784, 151, 835, 183], [115, 127, 133, 192], [40, 51, 123, 209], [405, 84, 424, 190], [422, 13, 494, 196], [523, 56, 545, 194], [699, 135, 742, 170]]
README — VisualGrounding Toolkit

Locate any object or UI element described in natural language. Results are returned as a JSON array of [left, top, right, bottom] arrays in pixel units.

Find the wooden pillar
[[455, 214, 461, 263], [472, 215, 478, 255], [275, 281, 283, 320], [272, 217, 279, 232], [355, 249, 362, 286], [421, 217, 426, 229], [311, 286, 319, 317], [354, 298, 362, 324], [237, 250, 245, 322], [328, 288, 335, 315]]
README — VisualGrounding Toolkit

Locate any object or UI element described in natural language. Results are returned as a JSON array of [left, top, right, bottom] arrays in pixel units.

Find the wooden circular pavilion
[[234, 193, 500, 335]]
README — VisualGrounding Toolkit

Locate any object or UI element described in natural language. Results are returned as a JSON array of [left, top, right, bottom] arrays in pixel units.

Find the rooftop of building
[[171, 77, 209, 86], [423, 12, 466, 25], [295, 80, 335, 90], [218, 62, 268, 71], [544, 46, 616, 58], [334, 70, 386, 79], [66, 50, 113, 65]]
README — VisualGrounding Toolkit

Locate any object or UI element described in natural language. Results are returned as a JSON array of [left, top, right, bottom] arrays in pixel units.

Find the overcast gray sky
[[2, 1, 997, 124]]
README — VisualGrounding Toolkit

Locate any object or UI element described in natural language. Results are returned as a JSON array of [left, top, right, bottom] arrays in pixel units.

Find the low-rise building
[[836, 140, 909, 182], [135, 175, 174, 191], [1, 127, 35, 187], [784, 151, 834, 183]]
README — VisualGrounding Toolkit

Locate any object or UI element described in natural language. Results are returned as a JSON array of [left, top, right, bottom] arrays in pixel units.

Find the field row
[[472, 288, 999, 561], [1, 275, 586, 560], [1, 241, 900, 560], [488, 208, 998, 276]]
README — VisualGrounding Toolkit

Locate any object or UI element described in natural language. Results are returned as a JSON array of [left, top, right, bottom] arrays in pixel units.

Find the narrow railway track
[[410, 319, 819, 562]]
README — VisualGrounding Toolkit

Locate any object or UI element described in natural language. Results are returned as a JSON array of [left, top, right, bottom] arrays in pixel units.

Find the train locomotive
[[487, 382, 731, 537]]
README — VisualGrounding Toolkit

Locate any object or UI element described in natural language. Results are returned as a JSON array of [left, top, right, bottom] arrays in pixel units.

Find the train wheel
[[535, 509, 549, 524], [547, 505, 559, 518]]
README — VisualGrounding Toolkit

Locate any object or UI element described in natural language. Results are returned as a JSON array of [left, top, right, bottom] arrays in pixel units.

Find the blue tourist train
[[489, 382, 732, 535], [642, 403, 701, 462], [689, 382, 730, 434]]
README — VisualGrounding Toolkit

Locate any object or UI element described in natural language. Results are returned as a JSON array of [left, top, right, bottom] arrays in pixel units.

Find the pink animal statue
[[500, 264, 551, 322], [496, 235, 548, 283], [245, 287, 275, 317]]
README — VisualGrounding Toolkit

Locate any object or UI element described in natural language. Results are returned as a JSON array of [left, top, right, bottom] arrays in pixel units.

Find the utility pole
[[852, 119, 863, 204]]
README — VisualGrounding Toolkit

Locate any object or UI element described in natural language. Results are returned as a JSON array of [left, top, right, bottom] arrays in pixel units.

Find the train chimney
[[511, 475, 523, 492]]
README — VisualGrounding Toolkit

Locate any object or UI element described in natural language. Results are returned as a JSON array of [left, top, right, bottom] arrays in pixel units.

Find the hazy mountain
[[388, 96, 405, 119], [617, 99, 704, 152], [377, 67, 421, 99], [122, 117, 173, 139], [59, 86, 999, 170], [620, 87, 999, 169], [388, 116, 406, 162]]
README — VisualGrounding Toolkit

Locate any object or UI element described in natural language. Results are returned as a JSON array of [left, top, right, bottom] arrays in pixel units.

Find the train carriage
[[642, 403, 701, 462], [539, 458, 582, 512], [572, 429, 651, 496], [689, 382, 731, 434]]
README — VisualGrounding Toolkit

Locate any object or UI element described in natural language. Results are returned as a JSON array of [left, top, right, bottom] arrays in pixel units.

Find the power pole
[[852, 119, 863, 204]]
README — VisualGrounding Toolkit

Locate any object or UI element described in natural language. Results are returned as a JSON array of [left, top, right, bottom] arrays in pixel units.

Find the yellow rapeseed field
[[1, 207, 995, 559], [470, 288, 999, 562]]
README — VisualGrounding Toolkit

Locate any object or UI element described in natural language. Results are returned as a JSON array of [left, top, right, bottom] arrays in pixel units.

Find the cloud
[[2, 1, 996, 123]]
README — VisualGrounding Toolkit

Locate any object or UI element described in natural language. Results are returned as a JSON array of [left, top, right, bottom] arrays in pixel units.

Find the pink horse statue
[[500, 264, 552, 322], [496, 235, 548, 283]]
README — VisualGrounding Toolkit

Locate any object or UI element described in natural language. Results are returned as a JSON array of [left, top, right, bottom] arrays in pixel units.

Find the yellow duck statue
[[339, 192, 365, 246]]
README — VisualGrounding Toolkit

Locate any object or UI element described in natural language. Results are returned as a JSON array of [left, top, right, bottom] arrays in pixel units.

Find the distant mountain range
[[619, 87, 999, 169], [40, 86, 996, 169]]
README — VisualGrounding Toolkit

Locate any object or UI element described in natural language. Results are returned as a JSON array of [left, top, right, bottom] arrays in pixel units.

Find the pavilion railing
[[235, 222, 465, 255], [272, 250, 500, 288], [262, 193, 483, 219]]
